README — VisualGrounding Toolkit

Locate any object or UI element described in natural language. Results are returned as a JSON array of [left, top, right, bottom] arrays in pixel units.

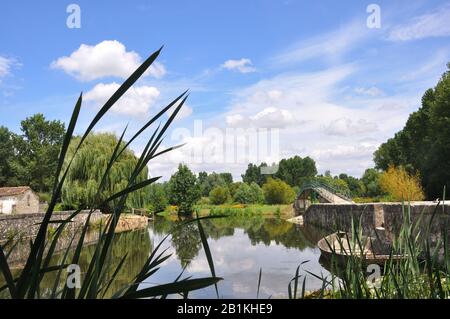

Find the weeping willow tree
[[61, 133, 149, 212]]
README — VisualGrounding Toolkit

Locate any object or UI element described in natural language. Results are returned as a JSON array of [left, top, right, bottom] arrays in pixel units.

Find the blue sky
[[1, 1, 449, 180]]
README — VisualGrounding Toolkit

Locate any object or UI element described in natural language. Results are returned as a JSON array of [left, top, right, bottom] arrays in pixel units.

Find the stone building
[[0, 187, 40, 214]]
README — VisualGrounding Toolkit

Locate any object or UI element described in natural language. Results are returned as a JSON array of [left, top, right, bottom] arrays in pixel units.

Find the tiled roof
[[0, 187, 32, 197]]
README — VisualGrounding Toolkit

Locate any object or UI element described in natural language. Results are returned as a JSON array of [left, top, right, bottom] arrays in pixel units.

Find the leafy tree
[[249, 182, 265, 204], [338, 173, 365, 197], [61, 133, 149, 212], [198, 172, 229, 197], [209, 185, 230, 205], [170, 222, 202, 267], [379, 165, 425, 201], [147, 184, 168, 213], [233, 182, 265, 204], [361, 168, 383, 198], [241, 163, 268, 186], [275, 156, 317, 187], [0, 126, 19, 186], [228, 182, 243, 198], [2, 114, 65, 192], [262, 178, 296, 204], [374, 64, 450, 198], [169, 164, 201, 216], [219, 172, 233, 185]]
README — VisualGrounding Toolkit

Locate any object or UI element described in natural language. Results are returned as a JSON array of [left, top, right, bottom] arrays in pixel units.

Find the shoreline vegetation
[[0, 49, 449, 299]]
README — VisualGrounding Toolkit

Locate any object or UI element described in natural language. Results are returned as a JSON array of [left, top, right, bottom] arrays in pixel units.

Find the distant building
[[0, 187, 40, 214]]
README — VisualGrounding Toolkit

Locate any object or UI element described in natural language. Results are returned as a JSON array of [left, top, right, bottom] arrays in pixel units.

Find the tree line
[[374, 63, 450, 199], [3, 62, 449, 216]]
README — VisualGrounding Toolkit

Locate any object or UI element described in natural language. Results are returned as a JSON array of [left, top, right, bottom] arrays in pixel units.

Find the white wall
[[0, 197, 17, 214]]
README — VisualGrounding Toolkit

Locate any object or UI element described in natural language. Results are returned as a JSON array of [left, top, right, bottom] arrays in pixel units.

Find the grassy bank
[[158, 204, 294, 218]]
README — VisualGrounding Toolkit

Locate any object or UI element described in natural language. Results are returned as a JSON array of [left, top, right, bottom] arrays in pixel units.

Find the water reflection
[[146, 216, 330, 298], [1, 216, 330, 299], [1, 229, 151, 299]]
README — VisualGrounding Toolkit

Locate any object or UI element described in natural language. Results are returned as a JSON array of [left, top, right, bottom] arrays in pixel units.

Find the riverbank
[[159, 204, 295, 219]]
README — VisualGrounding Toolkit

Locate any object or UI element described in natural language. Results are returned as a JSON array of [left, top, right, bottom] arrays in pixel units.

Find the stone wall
[[0, 210, 103, 267], [304, 201, 450, 245], [0, 210, 103, 242], [0, 211, 149, 267]]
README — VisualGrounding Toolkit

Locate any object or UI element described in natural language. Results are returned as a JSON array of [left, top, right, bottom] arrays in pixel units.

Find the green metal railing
[[297, 181, 352, 202]]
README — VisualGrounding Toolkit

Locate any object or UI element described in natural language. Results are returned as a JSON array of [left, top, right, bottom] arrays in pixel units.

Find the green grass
[[195, 204, 293, 218]]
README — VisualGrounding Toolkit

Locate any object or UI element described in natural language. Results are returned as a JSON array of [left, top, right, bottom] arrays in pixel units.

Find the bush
[[168, 164, 201, 215], [209, 186, 230, 205], [379, 165, 425, 201], [262, 178, 296, 204], [233, 182, 264, 204]]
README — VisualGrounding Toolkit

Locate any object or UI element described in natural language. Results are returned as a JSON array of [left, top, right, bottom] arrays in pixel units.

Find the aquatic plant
[[0, 47, 221, 299], [287, 196, 450, 299]]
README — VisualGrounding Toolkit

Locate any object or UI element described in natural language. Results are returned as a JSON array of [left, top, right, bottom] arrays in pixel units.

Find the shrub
[[168, 164, 201, 215], [209, 186, 231, 205], [262, 178, 296, 204], [379, 165, 425, 201], [233, 182, 265, 204]]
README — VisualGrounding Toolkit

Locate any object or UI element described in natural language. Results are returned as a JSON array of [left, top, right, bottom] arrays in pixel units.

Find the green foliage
[[209, 185, 231, 205], [0, 126, 19, 187], [361, 168, 384, 198], [61, 133, 149, 212], [241, 163, 268, 186], [275, 156, 317, 187], [198, 171, 233, 197], [147, 183, 168, 213], [0, 114, 65, 192], [338, 174, 365, 197], [228, 182, 243, 198], [233, 182, 264, 204], [262, 178, 296, 204], [169, 164, 201, 215], [0, 47, 221, 299], [374, 64, 450, 198], [243, 156, 318, 188], [311, 175, 351, 195]]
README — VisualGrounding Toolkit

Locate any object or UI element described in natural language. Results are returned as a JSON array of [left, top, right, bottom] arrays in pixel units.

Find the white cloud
[[0, 56, 14, 78], [85, 82, 160, 116], [0, 56, 20, 79], [51, 40, 166, 81], [354, 86, 384, 97], [168, 103, 193, 121], [226, 114, 245, 126], [226, 107, 295, 128], [272, 20, 369, 65], [325, 118, 378, 136], [222, 58, 256, 73], [387, 5, 450, 41]]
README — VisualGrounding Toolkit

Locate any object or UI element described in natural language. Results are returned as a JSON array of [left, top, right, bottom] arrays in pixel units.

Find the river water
[[1, 216, 331, 299], [142, 216, 330, 298]]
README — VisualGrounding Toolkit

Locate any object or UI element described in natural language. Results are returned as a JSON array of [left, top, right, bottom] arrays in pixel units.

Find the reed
[[0, 47, 221, 299], [288, 195, 449, 299]]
